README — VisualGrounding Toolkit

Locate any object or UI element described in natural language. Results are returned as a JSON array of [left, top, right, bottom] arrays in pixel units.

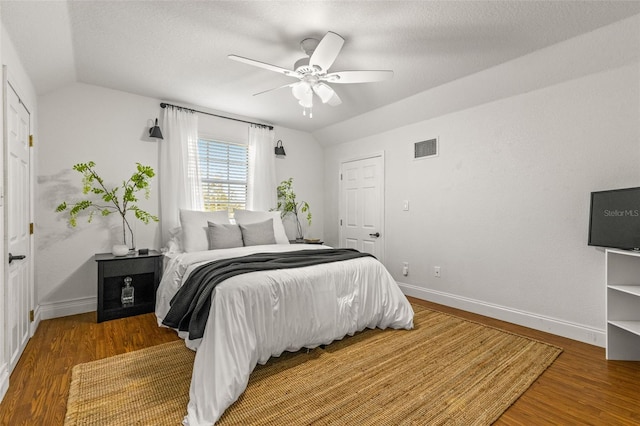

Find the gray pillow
[[239, 218, 277, 246], [207, 221, 243, 250]]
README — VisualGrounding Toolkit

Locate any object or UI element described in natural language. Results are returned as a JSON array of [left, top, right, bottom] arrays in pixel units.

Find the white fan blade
[[324, 70, 393, 84], [309, 32, 344, 72], [253, 82, 298, 97], [312, 83, 342, 106], [228, 54, 301, 78]]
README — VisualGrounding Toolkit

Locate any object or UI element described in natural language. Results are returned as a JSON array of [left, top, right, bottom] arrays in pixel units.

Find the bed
[[156, 209, 414, 425]]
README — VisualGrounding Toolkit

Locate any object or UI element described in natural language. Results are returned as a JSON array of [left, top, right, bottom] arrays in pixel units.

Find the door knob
[[8, 253, 26, 264], [369, 232, 380, 238]]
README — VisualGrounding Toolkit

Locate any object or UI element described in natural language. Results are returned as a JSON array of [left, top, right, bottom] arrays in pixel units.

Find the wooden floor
[[0, 298, 639, 425]]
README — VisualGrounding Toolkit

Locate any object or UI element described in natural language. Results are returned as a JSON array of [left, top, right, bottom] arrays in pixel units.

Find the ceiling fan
[[229, 31, 393, 118]]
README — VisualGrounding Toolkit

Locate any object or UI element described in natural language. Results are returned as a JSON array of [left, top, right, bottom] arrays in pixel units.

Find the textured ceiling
[[2, 1, 640, 133]]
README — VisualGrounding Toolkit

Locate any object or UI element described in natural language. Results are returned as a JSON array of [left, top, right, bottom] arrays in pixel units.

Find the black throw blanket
[[162, 248, 375, 340]]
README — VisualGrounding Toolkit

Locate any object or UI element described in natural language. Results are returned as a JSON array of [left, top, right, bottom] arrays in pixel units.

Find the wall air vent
[[414, 138, 438, 159]]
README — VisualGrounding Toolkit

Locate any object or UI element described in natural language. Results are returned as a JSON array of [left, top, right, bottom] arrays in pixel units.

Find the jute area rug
[[65, 305, 562, 425]]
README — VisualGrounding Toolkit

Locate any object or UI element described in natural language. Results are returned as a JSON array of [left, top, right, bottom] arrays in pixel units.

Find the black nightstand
[[94, 250, 163, 323]]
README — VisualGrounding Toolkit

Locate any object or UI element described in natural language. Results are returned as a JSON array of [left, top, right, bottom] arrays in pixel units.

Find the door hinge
[[30, 223, 34, 235], [340, 219, 343, 226], [29, 310, 34, 322], [340, 173, 343, 180], [29, 134, 33, 147]]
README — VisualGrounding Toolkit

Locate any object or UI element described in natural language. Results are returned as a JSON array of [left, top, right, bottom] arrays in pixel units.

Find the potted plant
[[274, 177, 311, 242], [55, 161, 159, 255]]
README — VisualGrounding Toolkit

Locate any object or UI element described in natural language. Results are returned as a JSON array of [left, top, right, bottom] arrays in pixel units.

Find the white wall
[[37, 83, 162, 318], [273, 126, 324, 240], [36, 83, 324, 319], [323, 18, 640, 346]]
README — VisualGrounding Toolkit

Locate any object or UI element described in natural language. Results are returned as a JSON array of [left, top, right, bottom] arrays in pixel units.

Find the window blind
[[197, 139, 248, 214]]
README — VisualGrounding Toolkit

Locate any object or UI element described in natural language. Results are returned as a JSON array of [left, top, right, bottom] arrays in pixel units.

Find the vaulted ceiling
[[3, 1, 640, 133]]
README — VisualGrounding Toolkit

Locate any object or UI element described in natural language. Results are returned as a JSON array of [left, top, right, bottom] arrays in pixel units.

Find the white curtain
[[159, 106, 203, 245], [246, 125, 276, 211]]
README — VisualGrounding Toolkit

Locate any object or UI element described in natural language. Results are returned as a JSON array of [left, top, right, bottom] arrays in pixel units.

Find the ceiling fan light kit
[[229, 31, 393, 118]]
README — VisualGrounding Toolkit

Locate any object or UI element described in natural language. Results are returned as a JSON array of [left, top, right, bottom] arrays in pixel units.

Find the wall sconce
[[149, 118, 163, 139], [274, 140, 286, 157]]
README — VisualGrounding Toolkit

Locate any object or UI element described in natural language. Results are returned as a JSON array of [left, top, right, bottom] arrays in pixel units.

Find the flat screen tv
[[589, 187, 640, 250]]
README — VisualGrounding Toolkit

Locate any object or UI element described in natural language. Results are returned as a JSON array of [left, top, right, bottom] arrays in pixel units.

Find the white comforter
[[156, 244, 414, 426]]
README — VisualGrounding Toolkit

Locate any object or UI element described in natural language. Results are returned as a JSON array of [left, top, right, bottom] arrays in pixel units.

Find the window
[[197, 138, 248, 215]]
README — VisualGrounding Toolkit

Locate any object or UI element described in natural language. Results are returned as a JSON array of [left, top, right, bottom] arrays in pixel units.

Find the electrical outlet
[[434, 266, 441, 278], [402, 262, 409, 276]]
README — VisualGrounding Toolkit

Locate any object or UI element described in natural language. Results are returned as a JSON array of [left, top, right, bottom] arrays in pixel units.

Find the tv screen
[[589, 187, 640, 250]]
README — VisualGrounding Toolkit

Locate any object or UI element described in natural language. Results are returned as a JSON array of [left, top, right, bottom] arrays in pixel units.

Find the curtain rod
[[160, 102, 274, 130]]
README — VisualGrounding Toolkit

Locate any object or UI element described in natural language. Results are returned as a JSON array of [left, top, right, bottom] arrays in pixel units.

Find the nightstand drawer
[[102, 257, 156, 277]]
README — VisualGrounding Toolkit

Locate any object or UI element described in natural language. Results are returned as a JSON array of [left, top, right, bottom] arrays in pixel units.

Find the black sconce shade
[[149, 118, 163, 139], [274, 140, 286, 156]]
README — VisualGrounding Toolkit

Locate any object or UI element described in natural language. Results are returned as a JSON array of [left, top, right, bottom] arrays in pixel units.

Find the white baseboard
[[0, 364, 9, 405], [399, 282, 606, 348], [39, 296, 96, 320]]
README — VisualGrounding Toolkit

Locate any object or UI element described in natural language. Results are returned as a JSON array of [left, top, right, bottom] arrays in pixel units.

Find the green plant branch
[[273, 178, 312, 240], [56, 161, 159, 247]]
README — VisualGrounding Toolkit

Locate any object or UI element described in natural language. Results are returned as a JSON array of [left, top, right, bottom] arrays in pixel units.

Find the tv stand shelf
[[609, 320, 640, 336], [605, 248, 640, 360]]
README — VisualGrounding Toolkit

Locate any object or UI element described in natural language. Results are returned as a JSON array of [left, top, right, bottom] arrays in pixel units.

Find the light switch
[[402, 200, 409, 211]]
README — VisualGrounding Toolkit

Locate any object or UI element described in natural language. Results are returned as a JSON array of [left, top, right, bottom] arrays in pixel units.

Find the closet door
[[5, 80, 31, 373], [339, 153, 385, 262]]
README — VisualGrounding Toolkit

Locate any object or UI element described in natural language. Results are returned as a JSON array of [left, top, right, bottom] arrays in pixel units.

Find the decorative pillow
[[239, 219, 277, 246], [233, 209, 290, 244], [207, 222, 244, 250], [180, 209, 230, 252]]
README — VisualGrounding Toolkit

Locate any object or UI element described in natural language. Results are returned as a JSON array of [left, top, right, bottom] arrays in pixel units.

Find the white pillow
[[180, 209, 230, 252], [233, 209, 290, 244]]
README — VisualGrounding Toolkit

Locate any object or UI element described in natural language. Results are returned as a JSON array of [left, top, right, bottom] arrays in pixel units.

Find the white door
[[5, 82, 31, 373], [339, 154, 384, 261]]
